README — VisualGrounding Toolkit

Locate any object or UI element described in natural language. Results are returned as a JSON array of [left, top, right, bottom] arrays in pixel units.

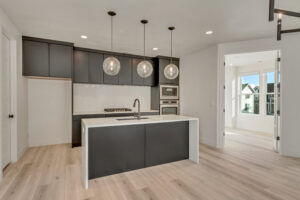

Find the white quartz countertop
[[73, 110, 159, 116], [82, 115, 198, 128]]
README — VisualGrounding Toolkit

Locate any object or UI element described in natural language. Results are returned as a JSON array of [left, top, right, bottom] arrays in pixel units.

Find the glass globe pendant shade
[[103, 56, 121, 76], [164, 63, 179, 80], [137, 60, 153, 78]]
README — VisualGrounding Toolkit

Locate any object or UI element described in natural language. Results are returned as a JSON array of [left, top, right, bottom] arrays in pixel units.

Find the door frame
[[217, 39, 283, 151], [0, 26, 18, 180]]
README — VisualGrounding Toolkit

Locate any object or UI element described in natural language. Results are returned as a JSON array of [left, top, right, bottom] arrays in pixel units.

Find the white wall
[[73, 84, 151, 114], [28, 79, 71, 147], [225, 60, 275, 134], [0, 7, 28, 178], [180, 46, 218, 147], [280, 34, 300, 157]]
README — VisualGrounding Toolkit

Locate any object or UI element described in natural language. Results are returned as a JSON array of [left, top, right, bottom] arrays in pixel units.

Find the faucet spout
[[133, 98, 141, 119]]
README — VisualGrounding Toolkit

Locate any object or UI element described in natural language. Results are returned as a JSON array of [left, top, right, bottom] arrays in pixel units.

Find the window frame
[[264, 69, 276, 117]]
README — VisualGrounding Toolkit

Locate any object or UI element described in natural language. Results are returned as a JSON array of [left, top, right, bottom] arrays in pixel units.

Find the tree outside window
[[241, 74, 260, 114]]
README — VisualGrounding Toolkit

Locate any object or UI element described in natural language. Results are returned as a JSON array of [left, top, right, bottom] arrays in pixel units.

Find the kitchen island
[[81, 115, 199, 189]]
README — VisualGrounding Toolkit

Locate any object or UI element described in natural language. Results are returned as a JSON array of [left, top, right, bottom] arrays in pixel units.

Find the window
[[241, 74, 260, 114], [266, 72, 275, 115]]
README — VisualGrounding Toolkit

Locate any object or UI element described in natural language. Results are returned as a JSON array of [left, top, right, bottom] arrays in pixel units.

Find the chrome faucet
[[133, 98, 141, 119]]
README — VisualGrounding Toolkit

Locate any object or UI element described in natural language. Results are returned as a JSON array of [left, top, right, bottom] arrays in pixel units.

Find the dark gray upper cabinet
[[23, 40, 49, 77], [73, 50, 89, 83], [23, 37, 73, 78], [158, 58, 179, 85], [49, 44, 73, 78], [132, 58, 144, 86], [88, 53, 104, 84], [143, 59, 155, 86], [132, 58, 155, 86], [118, 56, 132, 85], [103, 54, 119, 85]]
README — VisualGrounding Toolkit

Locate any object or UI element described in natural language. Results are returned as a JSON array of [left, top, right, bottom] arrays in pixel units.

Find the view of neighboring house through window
[[241, 74, 260, 114], [266, 72, 275, 115]]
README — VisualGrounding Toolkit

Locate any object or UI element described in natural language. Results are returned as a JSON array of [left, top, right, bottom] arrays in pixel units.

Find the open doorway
[[224, 50, 280, 152]]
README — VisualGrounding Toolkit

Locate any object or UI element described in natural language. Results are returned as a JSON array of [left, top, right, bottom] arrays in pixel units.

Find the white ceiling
[[225, 51, 277, 67], [0, 0, 300, 57]]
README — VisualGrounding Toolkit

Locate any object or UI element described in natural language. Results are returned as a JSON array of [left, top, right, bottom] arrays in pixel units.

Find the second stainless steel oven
[[160, 100, 179, 115], [160, 85, 179, 99]]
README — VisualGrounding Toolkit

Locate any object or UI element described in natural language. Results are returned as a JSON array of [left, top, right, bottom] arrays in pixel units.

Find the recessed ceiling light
[[81, 35, 88, 39], [229, 63, 233, 66], [205, 31, 214, 35], [153, 47, 158, 51]]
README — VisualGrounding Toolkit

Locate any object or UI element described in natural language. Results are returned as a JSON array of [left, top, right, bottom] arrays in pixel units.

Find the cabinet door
[[118, 56, 132, 85], [159, 58, 179, 85], [88, 125, 145, 179], [143, 59, 155, 86], [145, 121, 189, 167], [73, 50, 89, 83], [132, 58, 144, 86], [23, 40, 49, 77], [103, 54, 119, 85], [89, 53, 104, 84], [49, 44, 73, 78]]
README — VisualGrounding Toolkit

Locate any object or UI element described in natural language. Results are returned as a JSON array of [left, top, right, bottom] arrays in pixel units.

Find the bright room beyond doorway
[[224, 50, 280, 152]]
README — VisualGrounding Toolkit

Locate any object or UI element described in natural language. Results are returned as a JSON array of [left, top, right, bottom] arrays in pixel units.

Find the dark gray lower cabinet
[[72, 114, 105, 147], [87, 121, 189, 180], [88, 125, 145, 179], [72, 120, 81, 147], [145, 122, 189, 167]]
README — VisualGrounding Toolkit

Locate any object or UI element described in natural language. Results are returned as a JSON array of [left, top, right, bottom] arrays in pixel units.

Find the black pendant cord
[[143, 23, 146, 60], [141, 20, 148, 61], [111, 15, 113, 52], [168, 27, 175, 64], [108, 11, 116, 52], [170, 30, 173, 64]]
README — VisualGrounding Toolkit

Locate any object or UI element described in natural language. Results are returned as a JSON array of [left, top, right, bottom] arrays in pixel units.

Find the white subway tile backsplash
[[73, 84, 151, 113]]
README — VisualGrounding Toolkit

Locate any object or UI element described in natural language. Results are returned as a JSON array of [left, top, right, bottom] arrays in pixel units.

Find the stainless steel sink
[[116, 117, 149, 121]]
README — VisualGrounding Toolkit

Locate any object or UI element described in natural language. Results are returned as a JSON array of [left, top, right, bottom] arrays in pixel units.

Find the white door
[[1, 33, 11, 169], [274, 51, 281, 153]]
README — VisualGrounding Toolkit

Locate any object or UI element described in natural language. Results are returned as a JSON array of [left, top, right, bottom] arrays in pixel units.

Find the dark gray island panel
[[88, 125, 145, 179], [87, 121, 189, 180], [145, 121, 189, 167]]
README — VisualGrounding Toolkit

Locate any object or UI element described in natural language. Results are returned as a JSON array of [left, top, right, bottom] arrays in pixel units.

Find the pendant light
[[137, 20, 153, 78], [103, 11, 121, 76], [164, 27, 179, 80]]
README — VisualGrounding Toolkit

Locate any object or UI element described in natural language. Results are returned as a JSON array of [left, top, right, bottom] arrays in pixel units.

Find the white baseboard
[[17, 144, 28, 161]]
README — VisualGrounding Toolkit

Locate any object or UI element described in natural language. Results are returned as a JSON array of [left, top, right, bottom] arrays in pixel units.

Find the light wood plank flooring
[[1, 132, 300, 200]]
